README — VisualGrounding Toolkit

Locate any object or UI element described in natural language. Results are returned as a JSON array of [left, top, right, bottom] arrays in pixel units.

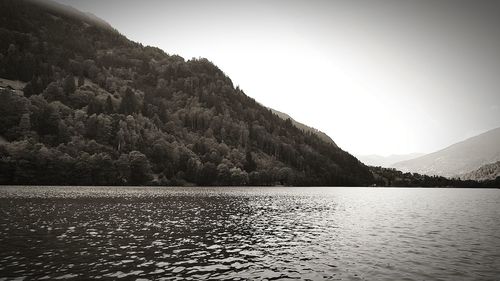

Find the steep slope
[[0, 0, 373, 186], [269, 108, 337, 147], [460, 161, 500, 182], [392, 127, 500, 177], [356, 153, 424, 168]]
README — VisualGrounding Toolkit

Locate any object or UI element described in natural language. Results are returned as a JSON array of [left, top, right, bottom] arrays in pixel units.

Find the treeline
[[370, 166, 500, 188], [0, 0, 373, 186]]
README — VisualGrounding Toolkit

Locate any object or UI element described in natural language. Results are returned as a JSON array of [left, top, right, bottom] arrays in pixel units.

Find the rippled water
[[0, 187, 499, 281]]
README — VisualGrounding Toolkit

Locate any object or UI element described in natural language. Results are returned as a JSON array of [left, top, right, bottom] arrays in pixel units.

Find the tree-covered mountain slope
[[460, 161, 500, 182], [0, 0, 373, 186]]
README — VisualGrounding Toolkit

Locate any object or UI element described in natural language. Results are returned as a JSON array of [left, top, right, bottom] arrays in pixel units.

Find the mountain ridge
[[269, 108, 337, 147], [392, 127, 500, 177], [356, 153, 425, 168]]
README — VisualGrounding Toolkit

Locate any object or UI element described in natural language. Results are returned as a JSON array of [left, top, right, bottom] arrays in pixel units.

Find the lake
[[0, 186, 499, 280]]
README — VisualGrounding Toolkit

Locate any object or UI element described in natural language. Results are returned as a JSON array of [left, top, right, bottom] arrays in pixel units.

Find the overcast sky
[[55, 0, 500, 156]]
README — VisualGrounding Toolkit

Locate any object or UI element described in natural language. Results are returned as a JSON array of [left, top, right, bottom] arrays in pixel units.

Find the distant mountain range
[[392, 127, 500, 178], [356, 153, 425, 168]]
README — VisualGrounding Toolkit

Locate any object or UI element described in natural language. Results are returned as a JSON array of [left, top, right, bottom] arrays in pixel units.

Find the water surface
[[0, 186, 499, 280]]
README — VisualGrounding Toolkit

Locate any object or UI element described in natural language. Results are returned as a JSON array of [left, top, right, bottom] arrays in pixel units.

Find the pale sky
[[55, 0, 500, 156]]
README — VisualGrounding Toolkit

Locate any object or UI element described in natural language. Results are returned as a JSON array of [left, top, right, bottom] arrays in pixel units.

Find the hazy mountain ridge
[[31, 0, 114, 30], [0, 0, 373, 186], [269, 108, 337, 147], [356, 153, 425, 168], [392, 127, 500, 177], [460, 161, 500, 182]]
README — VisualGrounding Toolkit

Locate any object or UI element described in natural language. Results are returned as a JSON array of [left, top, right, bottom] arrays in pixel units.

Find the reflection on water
[[0, 187, 499, 280]]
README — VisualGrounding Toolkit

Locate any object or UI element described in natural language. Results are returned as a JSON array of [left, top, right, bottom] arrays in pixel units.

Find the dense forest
[[0, 0, 495, 187]]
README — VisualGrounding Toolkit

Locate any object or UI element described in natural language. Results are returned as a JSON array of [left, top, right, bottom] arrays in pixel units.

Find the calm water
[[0, 187, 499, 281]]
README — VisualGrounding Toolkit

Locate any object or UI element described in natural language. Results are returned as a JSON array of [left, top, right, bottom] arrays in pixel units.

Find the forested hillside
[[460, 161, 500, 182], [0, 0, 373, 186]]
